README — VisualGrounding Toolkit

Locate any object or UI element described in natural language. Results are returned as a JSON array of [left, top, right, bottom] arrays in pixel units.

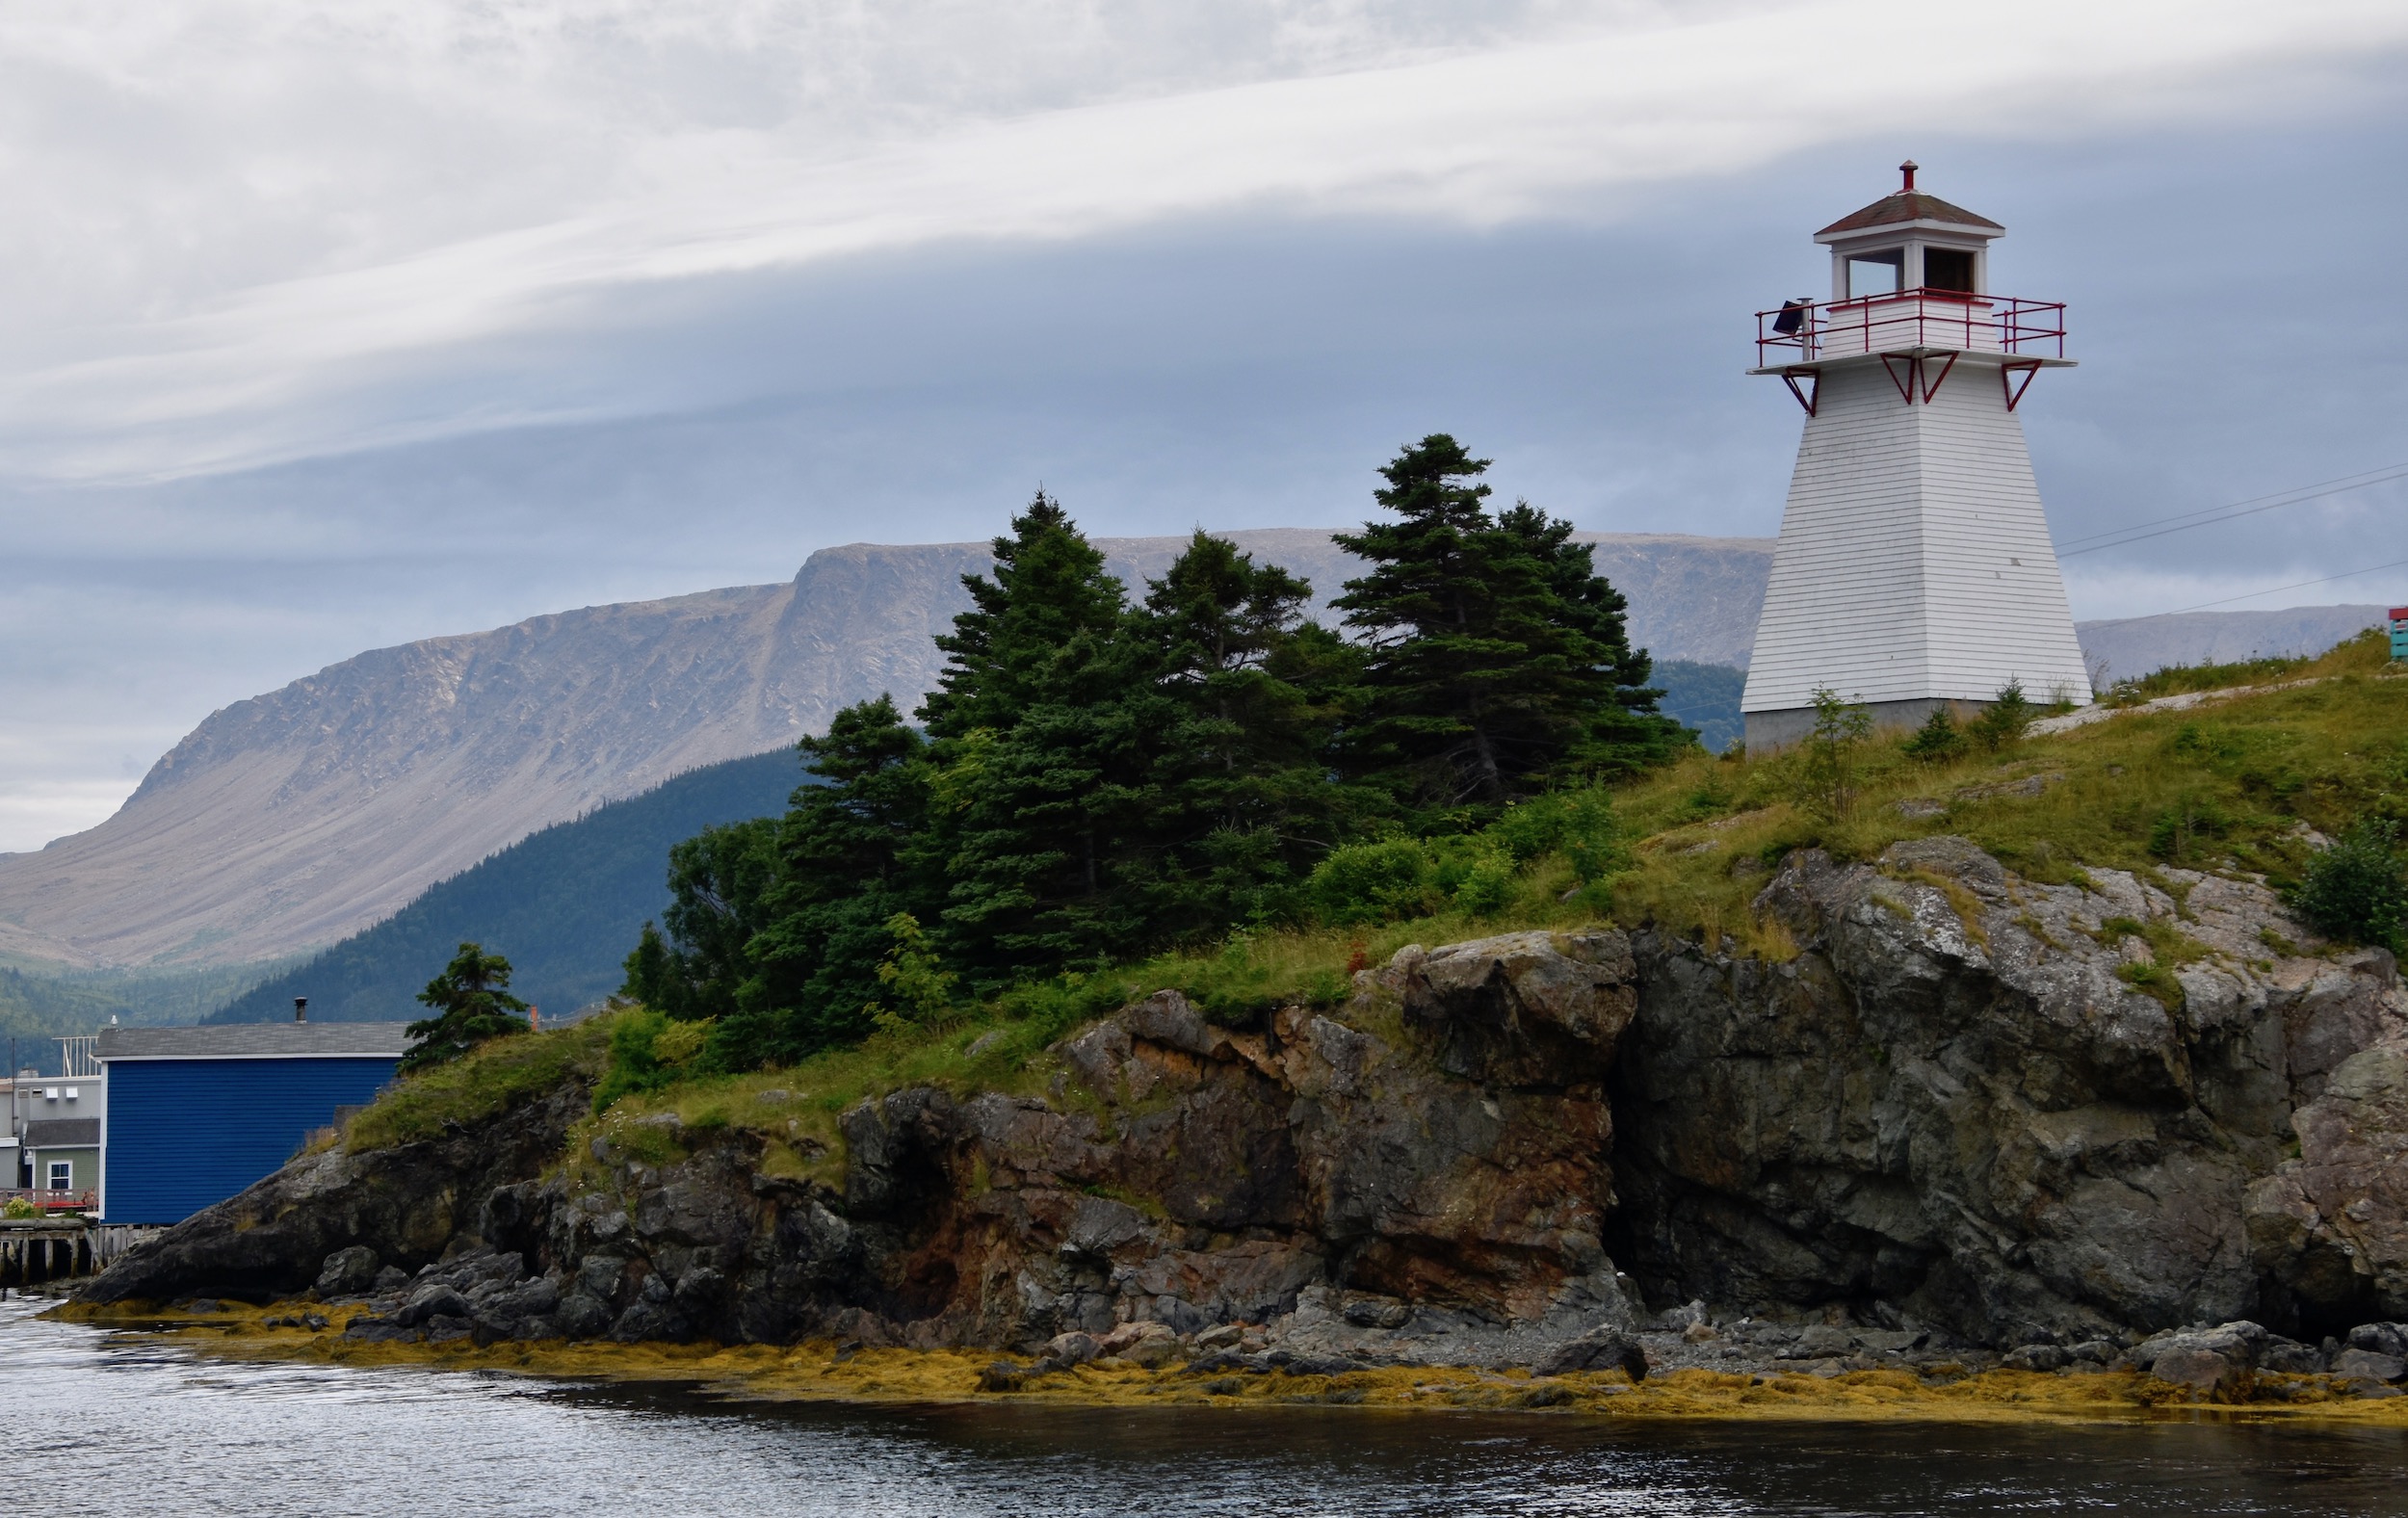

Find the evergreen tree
[[401, 941, 529, 1072], [625, 816, 780, 1024], [1493, 501, 1683, 777], [712, 696, 935, 1067], [1127, 532, 1354, 934], [1334, 434, 1680, 809], [920, 491, 1130, 742], [920, 496, 1167, 983]]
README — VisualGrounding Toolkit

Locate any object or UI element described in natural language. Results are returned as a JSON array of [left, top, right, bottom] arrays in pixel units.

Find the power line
[[2057, 459, 2408, 547], [2156, 557, 2408, 616], [2057, 460, 2408, 558]]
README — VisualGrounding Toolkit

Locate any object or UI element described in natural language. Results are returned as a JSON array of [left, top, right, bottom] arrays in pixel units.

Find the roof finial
[[1899, 159, 1919, 193]]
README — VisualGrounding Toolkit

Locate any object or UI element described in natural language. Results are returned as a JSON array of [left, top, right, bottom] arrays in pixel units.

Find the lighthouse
[[1740, 163, 2092, 750]]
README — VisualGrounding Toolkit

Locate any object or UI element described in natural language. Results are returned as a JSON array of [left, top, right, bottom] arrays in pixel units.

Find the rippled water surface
[[8, 1298, 2406, 1516]]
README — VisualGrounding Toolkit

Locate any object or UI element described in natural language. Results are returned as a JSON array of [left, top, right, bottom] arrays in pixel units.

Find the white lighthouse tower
[[1741, 163, 2091, 750]]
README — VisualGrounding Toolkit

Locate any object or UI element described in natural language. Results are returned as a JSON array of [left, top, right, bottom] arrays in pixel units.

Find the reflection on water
[[6, 1297, 2404, 1516]]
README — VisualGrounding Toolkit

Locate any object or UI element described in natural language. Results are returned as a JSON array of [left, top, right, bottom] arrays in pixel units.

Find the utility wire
[[2058, 459, 2408, 547], [2155, 557, 2408, 616], [2057, 460, 2408, 558]]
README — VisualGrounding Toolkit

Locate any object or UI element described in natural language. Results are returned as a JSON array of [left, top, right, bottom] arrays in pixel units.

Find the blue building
[[96, 1022, 412, 1224]]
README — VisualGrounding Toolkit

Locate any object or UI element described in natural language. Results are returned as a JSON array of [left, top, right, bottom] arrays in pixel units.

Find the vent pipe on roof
[[1899, 159, 1918, 192], [294, 997, 308, 1024]]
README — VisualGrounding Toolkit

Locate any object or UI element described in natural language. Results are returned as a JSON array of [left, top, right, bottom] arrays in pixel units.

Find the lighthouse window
[[1845, 249, 1902, 298], [1924, 248, 1976, 293]]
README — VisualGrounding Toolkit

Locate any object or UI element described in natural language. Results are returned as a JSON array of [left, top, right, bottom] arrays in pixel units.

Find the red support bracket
[[1918, 350, 1960, 404], [2001, 359, 2043, 411], [1880, 353, 1921, 405], [1779, 366, 1820, 416]]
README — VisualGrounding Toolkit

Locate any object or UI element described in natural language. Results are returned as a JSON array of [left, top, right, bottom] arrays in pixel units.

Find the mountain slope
[[0, 530, 1772, 970], [2075, 604, 2389, 687], [204, 746, 805, 1025]]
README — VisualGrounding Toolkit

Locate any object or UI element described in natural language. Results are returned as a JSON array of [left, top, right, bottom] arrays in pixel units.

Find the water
[[8, 1297, 2405, 1516]]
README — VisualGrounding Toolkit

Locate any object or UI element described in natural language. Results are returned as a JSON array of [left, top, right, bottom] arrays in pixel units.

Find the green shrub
[[1304, 838, 1440, 925], [591, 1007, 714, 1113], [1443, 841, 1518, 918], [862, 912, 960, 1034], [1796, 687, 1873, 821], [2289, 821, 2408, 951], [2147, 796, 2231, 864], [1967, 681, 2034, 752], [1901, 707, 1967, 763]]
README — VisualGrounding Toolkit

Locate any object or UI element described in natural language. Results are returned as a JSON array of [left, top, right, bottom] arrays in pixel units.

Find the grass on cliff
[[346, 1014, 613, 1151], [1607, 628, 2402, 950], [346, 631, 2404, 1161]]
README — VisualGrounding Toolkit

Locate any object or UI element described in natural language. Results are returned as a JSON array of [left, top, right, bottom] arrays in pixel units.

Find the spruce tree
[[621, 816, 780, 1024], [1128, 532, 1353, 934], [402, 941, 529, 1072], [709, 695, 935, 1067], [1334, 434, 1679, 809], [1493, 500, 1684, 777], [921, 495, 1167, 983], [920, 491, 1130, 742]]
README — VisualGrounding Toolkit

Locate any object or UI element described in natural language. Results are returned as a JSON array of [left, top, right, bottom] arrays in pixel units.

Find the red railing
[[1, 1188, 94, 1214], [1757, 288, 2066, 366]]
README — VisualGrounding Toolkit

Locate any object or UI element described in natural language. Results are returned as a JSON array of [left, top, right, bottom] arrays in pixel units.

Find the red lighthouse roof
[[1818, 161, 2003, 238]]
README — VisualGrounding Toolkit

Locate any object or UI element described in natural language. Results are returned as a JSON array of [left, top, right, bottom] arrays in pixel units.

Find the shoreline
[[47, 1299, 2408, 1429]]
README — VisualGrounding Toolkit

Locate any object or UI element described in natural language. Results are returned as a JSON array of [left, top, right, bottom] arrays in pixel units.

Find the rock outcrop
[[75, 841, 2408, 1385], [1611, 838, 2406, 1347]]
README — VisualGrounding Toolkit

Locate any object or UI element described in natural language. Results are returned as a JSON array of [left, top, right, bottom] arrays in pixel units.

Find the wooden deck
[[1, 1217, 163, 1287]]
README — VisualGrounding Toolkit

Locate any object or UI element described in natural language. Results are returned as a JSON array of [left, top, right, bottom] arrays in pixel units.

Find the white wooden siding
[[1742, 359, 2092, 715]]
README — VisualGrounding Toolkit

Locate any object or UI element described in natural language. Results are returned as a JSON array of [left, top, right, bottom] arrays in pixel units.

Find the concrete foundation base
[[1741, 697, 1990, 754]]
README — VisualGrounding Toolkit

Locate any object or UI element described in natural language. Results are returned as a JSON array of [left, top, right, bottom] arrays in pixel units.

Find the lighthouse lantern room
[[1741, 163, 2091, 750]]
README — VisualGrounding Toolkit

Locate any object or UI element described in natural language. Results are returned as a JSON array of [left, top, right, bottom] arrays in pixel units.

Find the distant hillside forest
[[620, 435, 1703, 1075], [2, 961, 270, 1072], [204, 748, 806, 1026]]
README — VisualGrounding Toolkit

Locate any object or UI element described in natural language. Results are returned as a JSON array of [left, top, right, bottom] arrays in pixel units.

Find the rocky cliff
[[0, 530, 1771, 970], [81, 839, 2408, 1389]]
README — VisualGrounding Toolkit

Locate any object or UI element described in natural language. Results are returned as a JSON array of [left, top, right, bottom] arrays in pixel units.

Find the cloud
[[3, 0, 2402, 481]]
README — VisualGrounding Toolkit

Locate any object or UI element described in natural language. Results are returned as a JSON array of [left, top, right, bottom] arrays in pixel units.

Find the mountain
[[2074, 604, 2390, 688], [202, 746, 806, 1026], [0, 530, 1773, 971], [1653, 661, 1746, 754]]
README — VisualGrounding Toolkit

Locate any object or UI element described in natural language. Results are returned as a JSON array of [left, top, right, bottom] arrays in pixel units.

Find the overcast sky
[[3, 0, 2405, 852]]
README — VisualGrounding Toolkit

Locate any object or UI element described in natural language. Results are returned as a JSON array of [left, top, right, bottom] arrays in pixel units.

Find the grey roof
[[22, 1118, 100, 1147], [98, 1023, 414, 1060], [1819, 189, 2002, 237]]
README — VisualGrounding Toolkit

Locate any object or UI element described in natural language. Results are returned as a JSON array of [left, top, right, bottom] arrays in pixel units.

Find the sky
[[2, 0, 2405, 853]]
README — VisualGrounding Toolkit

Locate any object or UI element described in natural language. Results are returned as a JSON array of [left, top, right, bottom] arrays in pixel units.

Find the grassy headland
[[332, 628, 2404, 1171]]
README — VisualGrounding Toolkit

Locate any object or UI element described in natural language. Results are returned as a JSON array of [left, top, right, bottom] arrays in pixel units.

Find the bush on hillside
[[2290, 821, 2408, 952], [1796, 687, 1873, 821], [592, 1008, 715, 1113], [1901, 707, 1967, 763], [1967, 680, 2035, 752], [1305, 839, 1442, 925]]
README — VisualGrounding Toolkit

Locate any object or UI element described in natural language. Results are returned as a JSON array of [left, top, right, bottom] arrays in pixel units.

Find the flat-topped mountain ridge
[[0, 530, 1773, 970]]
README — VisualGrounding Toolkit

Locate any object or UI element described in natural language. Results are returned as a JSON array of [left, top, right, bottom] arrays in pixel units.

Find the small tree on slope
[[402, 941, 529, 1072]]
